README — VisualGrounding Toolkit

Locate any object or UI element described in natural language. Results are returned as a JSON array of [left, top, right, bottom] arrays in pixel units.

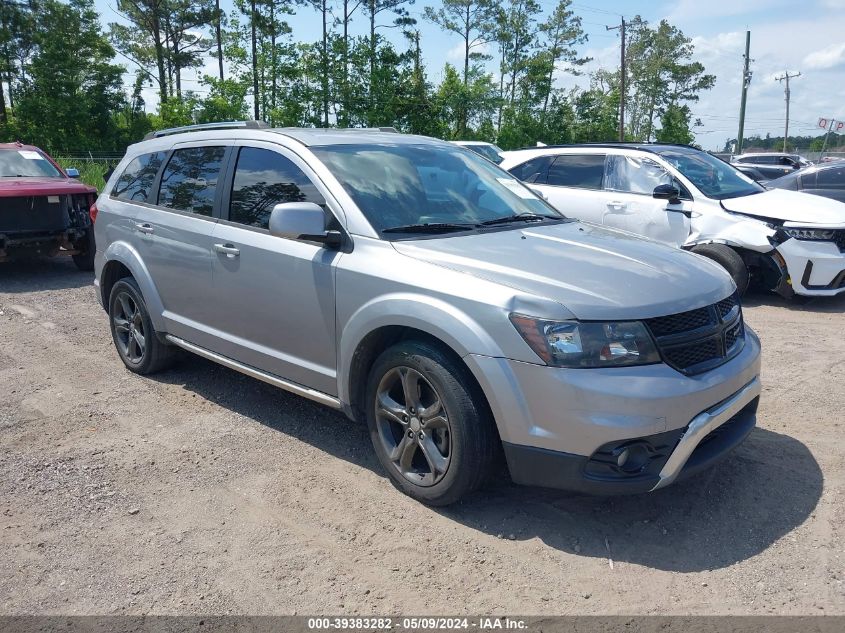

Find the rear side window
[[158, 146, 226, 216], [816, 166, 845, 189], [229, 147, 324, 230], [112, 152, 166, 202], [508, 156, 554, 183], [546, 154, 605, 189]]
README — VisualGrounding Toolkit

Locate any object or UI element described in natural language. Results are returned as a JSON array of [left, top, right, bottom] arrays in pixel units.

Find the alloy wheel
[[374, 366, 452, 487], [112, 291, 146, 364]]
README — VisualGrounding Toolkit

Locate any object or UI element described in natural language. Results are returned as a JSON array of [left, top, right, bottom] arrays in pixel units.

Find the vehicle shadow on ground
[[743, 288, 845, 313], [152, 355, 823, 574], [0, 258, 93, 293]]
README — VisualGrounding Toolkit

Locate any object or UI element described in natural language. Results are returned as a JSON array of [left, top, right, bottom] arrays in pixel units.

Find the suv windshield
[[0, 148, 63, 178], [653, 148, 764, 200], [312, 143, 561, 234]]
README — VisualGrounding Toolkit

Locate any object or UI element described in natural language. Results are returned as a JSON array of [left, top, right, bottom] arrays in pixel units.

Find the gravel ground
[[0, 257, 843, 616]]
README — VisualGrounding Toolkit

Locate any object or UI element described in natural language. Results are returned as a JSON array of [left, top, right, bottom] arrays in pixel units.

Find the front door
[[600, 154, 692, 247], [207, 143, 341, 395]]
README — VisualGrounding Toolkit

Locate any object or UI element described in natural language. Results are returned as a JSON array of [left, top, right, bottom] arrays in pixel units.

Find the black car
[[732, 152, 811, 180], [767, 161, 845, 203], [734, 164, 768, 184]]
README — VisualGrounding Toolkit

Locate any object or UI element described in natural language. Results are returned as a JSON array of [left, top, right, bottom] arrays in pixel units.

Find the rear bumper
[[777, 238, 845, 296], [503, 386, 759, 495]]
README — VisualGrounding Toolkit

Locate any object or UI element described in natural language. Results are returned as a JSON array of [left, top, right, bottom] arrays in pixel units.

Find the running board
[[164, 335, 342, 410]]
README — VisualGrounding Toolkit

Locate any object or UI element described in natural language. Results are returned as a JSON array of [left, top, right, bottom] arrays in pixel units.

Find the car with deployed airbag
[[501, 143, 845, 298], [93, 124, 761, 505]]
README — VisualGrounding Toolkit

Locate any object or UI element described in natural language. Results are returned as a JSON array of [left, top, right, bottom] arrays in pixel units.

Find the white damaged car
[[500, 143, 845, 297]]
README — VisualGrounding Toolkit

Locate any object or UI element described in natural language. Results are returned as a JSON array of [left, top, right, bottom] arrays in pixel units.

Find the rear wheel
[[691, 244, 750, 296], [108, 277, 176, 374], [366, 340, 498, 506], [72, 229, 95, 271]]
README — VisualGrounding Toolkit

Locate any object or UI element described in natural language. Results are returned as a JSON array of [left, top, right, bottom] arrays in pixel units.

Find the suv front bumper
[[465, 326, 762, 494], [777, 237, 845, 296]]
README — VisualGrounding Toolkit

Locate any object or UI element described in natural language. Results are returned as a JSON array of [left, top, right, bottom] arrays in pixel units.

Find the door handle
[[607, 201, 627, 210], [133, 222, 154, 234], [213, 243, 240, 258]]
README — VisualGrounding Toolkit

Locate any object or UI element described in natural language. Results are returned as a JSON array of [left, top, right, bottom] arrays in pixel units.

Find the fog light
[[613, 442, 651, 474]]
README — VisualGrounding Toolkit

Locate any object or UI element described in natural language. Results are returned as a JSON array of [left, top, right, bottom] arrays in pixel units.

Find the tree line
[[0, 0, 716, 153]]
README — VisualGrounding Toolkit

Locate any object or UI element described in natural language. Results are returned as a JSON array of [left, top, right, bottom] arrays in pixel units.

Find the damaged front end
[[0, 192, 95, 261]]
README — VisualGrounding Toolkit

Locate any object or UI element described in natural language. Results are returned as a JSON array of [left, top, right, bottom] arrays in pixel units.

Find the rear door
[[528, 153, 608, 224], [207, 142, 341, 395], [131, 143, 231, 348], [600, 154, 692, 246]]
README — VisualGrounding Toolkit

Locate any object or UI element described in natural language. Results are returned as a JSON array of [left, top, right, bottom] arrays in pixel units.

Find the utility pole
[[606, 17, 626, 141], [775, 70, 801, 152], [736, 31, 752, 155]]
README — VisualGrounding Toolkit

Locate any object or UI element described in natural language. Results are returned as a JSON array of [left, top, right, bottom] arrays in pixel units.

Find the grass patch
[[53, 157, 115, 192]]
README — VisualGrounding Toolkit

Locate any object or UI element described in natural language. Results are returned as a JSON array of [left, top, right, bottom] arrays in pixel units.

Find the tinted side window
[[112, 152, 166, 202], [816, 166, 845, 189], [546, 154, 605, 189], [229, 147, 325, 229], [158, 146, 226, 216], [605, 155, 672, 194], [508, 156, 554, 183]]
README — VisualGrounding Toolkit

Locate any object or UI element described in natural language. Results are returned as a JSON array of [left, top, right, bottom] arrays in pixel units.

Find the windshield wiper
[[480, 212, 562, 226], [382, 222, 477, 234]]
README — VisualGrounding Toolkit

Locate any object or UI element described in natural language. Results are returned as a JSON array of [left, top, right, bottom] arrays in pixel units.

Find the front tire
[[108, 277, 176, 374], [691, 244, 750, 296], [366, 340, 498, 506]]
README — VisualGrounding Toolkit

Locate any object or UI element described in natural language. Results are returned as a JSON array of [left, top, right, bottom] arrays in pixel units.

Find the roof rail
[[143, 120, 270, 141]]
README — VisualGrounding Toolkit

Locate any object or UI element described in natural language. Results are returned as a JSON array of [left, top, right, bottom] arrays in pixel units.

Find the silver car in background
[[93, 124, 761, 505]]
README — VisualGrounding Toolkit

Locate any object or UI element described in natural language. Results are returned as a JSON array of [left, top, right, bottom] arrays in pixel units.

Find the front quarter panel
[[335, 237, 570, 406]]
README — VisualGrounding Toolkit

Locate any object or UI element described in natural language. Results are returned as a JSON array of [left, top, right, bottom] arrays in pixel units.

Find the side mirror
[[653, 183, 681, 204], [527, 185, 548, 200], [268, 202, 341, 247], [66, 167, 80, 178]]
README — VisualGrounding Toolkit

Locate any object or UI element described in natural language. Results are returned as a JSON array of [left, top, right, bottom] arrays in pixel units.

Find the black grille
[[645, 293, 745, 375], [716, 295, 738, 319], [646, 307, 712, 337], [834, 230, 845, 252], [664, 339, 720, 369]]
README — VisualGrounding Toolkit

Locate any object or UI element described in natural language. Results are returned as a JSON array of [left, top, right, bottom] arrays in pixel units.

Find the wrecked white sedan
[[501, 143, 845, 298]]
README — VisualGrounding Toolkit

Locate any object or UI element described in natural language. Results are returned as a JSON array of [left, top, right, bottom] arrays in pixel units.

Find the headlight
[[782, 228, 836, 241], [509, 315, 661, 368]]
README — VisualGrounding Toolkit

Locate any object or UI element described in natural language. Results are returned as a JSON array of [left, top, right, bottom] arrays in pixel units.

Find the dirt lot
[[0, 257, 843, 616]]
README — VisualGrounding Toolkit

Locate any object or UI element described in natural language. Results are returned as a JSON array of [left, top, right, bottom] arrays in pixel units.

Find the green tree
[[14, 0, 125, 151], [423, 0, 495, 137], [625, 17, 714, 141], [655, 103, 696, 145]]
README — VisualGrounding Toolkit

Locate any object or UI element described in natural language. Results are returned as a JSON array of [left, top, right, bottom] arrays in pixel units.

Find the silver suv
[[94, 123, 762, 505]]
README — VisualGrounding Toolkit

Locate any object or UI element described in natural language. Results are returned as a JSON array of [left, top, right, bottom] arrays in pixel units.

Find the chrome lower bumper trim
[[651, 376, 761, 491], [165, 334, 342, 410]]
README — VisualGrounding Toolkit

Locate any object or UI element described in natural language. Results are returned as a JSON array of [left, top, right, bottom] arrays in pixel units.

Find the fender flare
[[337, 293, 503, 406], [101, 241, 167, 331]]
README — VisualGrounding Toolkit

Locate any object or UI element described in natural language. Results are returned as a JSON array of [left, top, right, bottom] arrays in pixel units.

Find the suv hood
[[392, 221, 735, 321], [0, 177, 96, 198], [722, 188, 845, 227]]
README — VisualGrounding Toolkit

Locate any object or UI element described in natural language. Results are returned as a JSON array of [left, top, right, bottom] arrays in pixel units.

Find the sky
[[93, 0, 845, 150]]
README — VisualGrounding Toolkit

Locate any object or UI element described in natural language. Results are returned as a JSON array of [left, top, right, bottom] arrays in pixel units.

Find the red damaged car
[[0, 142, 97, 270]]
